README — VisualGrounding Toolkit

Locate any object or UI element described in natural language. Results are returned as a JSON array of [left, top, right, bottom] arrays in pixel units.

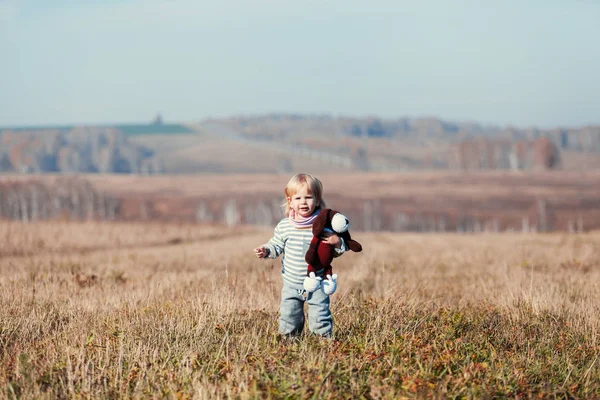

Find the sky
[[1, 0, 599, 128]]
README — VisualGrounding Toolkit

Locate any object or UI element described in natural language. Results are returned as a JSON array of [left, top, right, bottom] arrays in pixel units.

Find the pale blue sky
[[1, 0, 599, 128]]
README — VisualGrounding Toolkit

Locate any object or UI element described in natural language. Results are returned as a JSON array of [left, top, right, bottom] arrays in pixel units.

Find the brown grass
[[1, 222, 600, 398], [6, 171, 600, 199], [86, 170, 600, 199]]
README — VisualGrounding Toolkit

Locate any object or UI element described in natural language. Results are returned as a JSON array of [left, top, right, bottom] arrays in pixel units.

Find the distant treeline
[[0, 127, 163, 174], [0, 178, 119, 222], [449, 137, 561, 171], [191, 196, 593, 233], [1, 177, 597, 232]]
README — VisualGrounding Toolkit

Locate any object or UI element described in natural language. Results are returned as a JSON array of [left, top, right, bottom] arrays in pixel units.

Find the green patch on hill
[[0, 124, 196, 136], [115, 124, 195, 136]]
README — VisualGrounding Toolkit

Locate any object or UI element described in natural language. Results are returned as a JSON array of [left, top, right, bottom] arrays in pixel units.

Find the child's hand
[[254, 246, 269, 258], [320, 232, 342, 248]]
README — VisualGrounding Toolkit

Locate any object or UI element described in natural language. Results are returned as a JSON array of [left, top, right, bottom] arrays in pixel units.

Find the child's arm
[[255, 221, 285, 259]]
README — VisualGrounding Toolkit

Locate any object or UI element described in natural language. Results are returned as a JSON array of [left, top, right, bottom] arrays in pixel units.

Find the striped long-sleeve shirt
[[263, 217, 345, 289]]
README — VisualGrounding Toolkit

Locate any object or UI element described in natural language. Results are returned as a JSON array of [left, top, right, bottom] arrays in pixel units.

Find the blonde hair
[[282, 173, 326, 217]]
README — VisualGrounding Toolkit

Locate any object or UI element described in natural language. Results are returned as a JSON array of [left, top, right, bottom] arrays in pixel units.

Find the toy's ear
[[342, 232, 362, 252], [347, 239, 362, 253], [312, 208, 331, 236]]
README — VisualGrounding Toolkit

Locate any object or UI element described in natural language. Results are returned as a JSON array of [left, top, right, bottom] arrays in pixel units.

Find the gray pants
[[279, 283, 333, 337]]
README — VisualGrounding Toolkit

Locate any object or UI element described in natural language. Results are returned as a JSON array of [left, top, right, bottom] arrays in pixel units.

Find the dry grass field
[[1, 221, 600, 398]]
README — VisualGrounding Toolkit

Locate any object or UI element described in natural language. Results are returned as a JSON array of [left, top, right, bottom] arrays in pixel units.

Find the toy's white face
[[331, 213, 349, 233], [288, 187, 318, 218]]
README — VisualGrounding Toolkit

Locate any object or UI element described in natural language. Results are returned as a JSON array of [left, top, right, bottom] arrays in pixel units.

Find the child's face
[[288, 186, 318, 218]]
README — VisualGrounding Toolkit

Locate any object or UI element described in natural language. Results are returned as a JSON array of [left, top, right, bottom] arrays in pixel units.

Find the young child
[[254, 173, 346, 338]]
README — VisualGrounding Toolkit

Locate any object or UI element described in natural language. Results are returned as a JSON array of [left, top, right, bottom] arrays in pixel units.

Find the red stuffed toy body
[[307, 235, 337, 278], [303, 209, 362, 294]]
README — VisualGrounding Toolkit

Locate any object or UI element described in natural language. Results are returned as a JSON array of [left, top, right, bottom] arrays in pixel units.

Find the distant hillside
[[214, 114, 600, 151], [1, 115, 599, 174], [200, 115, 599, 171]]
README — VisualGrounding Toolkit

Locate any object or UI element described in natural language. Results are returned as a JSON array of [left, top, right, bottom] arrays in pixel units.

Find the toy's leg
[[303, 271, 322, 292], [316, 242, 335, 278], [307, 288, 332, 337], [321, 273, 338, 295], [279, 284, 305, 336]]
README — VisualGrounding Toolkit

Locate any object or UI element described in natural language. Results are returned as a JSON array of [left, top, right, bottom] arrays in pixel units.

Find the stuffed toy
[[303, 208, 362, 295]]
